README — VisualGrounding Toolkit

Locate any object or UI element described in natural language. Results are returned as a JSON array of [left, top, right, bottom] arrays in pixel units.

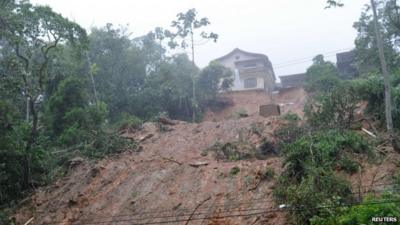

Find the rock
[[138, 133, 154, 142], [189, 161, 209, 167]]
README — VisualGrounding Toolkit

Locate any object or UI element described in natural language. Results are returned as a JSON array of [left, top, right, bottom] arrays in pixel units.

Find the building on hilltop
[[214, 48, 276, 92], [279, 73, 306, 89]]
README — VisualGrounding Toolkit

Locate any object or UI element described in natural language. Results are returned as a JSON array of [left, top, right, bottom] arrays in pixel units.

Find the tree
[[327, 0, 397, 150], [197, 62, 233, 102], [0, 0, 87, 188], [304, 55, 341, 92], [167, 8, 219, 122]]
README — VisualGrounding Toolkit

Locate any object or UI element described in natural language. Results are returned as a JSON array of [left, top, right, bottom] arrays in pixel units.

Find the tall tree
[[327, 0, 397, 150], [167, 8, 218, 122], [0, 0, 87, 188]]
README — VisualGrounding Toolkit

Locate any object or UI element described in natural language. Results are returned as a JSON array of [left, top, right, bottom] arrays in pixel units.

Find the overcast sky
[[31, 0, 367, 78]]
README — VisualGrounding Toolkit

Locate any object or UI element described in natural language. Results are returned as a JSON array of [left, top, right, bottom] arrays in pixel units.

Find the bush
[[282, 130, 371, 179], [262, 168, 275, 181], [282, 112, 300, 122], [274, 168, 353, 225], [310, 193, 400, 225], [305, 83, 361, 129], [115, 112, 143, 131], [230, 166, 240, 176], [274, 116, 304, 145]]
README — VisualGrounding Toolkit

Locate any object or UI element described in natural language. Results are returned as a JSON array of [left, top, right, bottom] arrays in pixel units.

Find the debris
[[158, 116, 177, 125], [68, 157, 84, 167], [189, 161, 209, 167], [361, 128, 376, 138], [184, 196, 211, 225], [156, 154, 182, 165], [278, 204, 287, 209], [172, 203, 182, 210], [138, 133, 154, 142], [23, 217, 34, 225]]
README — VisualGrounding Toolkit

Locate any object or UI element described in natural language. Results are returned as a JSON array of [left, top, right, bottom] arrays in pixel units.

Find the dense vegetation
[[272, 1, 400, 224], [0, 0, 232, 214], [1, 0, 400, 224]]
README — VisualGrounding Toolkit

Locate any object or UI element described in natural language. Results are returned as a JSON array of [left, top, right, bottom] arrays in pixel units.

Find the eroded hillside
[[13, 88, 400, 225]]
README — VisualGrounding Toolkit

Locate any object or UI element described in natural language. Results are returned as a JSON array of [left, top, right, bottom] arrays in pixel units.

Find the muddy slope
[[16, 117, 288, 225]]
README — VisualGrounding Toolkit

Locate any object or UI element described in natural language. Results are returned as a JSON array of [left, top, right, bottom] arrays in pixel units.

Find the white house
[[214, 48, 276, 92]]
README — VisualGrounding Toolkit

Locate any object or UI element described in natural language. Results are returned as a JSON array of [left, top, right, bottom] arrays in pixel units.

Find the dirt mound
[[14, 116, 287, 225], [203, 87, 307, 122]]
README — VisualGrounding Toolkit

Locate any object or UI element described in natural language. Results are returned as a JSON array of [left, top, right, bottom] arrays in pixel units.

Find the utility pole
[[191, 30, 196, 123], [370, 0, 397, 150]]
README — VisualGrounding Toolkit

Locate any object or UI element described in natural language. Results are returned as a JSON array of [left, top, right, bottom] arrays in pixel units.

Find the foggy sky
[[30, 0, 367, 78]]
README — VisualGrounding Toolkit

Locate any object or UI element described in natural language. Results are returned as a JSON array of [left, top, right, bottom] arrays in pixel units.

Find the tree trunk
[[370, 0, 398, 151], [22, 97, 38, 188]]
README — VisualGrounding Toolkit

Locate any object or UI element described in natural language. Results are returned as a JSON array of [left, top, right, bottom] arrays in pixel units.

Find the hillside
[[13, 89, 400, 225], [203, 88, 306, 122]]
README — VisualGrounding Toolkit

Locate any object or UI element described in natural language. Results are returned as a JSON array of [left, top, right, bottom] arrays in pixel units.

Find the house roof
[[214, 48, 276, 80], [280, 73, 306, 80]]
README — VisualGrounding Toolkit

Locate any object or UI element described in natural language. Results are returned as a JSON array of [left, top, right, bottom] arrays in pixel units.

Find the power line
[[45, 185, 400, 225], [67, 199, 400, 225], [273, 47, 353, 66]]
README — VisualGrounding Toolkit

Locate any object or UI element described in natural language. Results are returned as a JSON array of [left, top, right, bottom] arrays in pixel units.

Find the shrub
[[282, 130, 371, 180], [274, 168, 353, 225], [262, 168, 275, 181], [115, 112, 143, 131], [230, 166, 240, 176], [282, 112, 300, 122], [338, 156, 359, 174], [305, 83, 361, 129], [310, 193, 400, 225]]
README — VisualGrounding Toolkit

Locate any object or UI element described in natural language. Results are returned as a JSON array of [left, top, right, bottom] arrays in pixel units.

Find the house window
[[244, 78, 257, 88], [235, 55, 240, 60]]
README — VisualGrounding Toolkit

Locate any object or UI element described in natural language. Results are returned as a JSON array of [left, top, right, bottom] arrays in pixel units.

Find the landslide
[[14, 116, 287, 225]]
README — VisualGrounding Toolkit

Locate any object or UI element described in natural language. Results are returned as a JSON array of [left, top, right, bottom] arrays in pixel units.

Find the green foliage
[[282, 130, 371, 180], [282, 112, 300, 122], [305, 82, 361, 129], [261, 168, 275, 181], [275, 168, 353, 225], [310, 193, 400, 225], [305, 55, 341, 93], [230, 166, 240, 176], [197, 62, 233, 101], [115, 113, 143, 131], [353, 1, 400, 74], [274, 129, 373, 224], [274, 116, 304, 145], [338, 156, 359, 174]]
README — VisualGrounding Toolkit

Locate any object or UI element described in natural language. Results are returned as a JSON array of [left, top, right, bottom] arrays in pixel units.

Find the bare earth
[[14, 88, 400, 225]]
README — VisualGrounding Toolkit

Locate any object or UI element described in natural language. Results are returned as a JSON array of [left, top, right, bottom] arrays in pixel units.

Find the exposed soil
[[203, 87, 307, 122], [14, 117, 288, 225], [13, 88, 400, 225]]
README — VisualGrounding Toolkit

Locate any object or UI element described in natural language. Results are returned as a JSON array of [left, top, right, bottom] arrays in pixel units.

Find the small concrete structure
[[259, 104, 281, 117]]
